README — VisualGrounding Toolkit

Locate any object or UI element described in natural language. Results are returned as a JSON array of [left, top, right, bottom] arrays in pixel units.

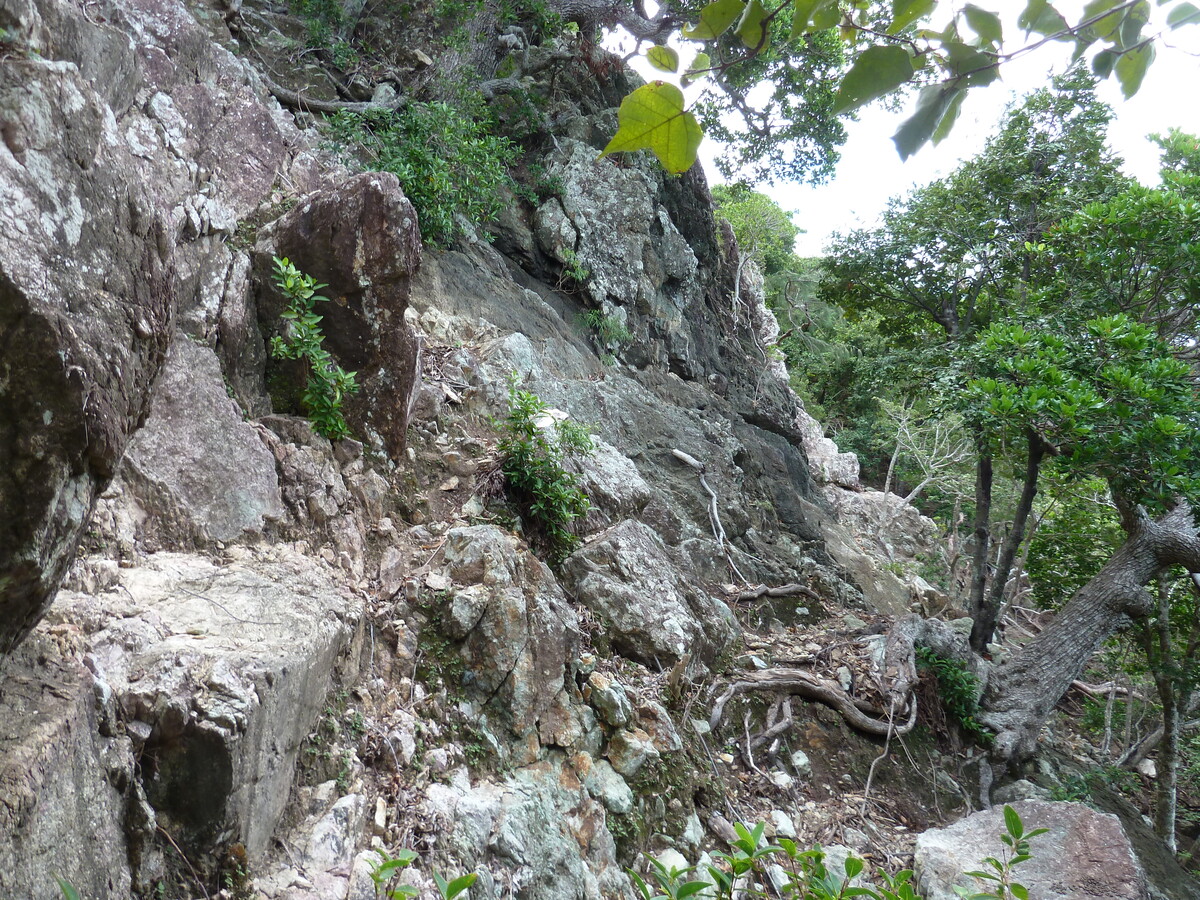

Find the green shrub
[[498, 384, 593, 564], [269, 257, 359, 440], [327, 102, 521, 247], [578, 309, 632, 346], [916, 647, 993, 746]]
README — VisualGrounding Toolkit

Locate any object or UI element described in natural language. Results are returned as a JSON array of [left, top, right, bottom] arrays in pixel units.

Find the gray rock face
[[561, 520, 738, 668], [261, 173, 423, 457], [120, 336, 285, 545], [0, 51, 173, 659], [0, 633, 132, 900], [427, 754, 627, 900], [57, 550, 359, 863], [442, 526, 578, 743], [915, 801, 1147, 900]]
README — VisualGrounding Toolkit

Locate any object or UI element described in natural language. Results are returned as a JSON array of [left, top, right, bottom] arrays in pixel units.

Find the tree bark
[[972, 431, 1044, 651], [968, 452, 993, 653], [981, 503, 1200, 766]]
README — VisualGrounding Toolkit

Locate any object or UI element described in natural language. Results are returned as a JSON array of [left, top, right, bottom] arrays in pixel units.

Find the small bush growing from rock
[[327, 102, 520, 247], [916, 646, 992, 747], [269, 257, 359, 440], [498, 384, 593, 565]]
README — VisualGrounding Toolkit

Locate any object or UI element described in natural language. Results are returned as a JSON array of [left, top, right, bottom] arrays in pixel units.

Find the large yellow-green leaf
[[647, 45, 679, 72], [833, 45, 915, 114], [789, 0, 840, 38], [600, 82, 703, 175], [1018, 0, 1069, 37], [682, 0, 745, 40], [682, 51, 712, 86], [736, 0, 770, 48]]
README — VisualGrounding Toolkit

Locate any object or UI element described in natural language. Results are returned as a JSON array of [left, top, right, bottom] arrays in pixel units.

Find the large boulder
[[560, 520, 738, 668], [915, 801, 1147, 900], [0, 51, 174, 659], [119, 336, 285, 545], [260, 173, 423, 458], [440, 525, 579, 746]]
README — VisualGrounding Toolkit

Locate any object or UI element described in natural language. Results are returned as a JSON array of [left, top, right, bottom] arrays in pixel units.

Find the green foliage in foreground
[[605, 0, 1197, 174], [369, 848, 477, 900], [632, 808, 1044, 900], [498, 383, 594, 565], [328, 102, 521, 247], [270, 257, 359, 441]]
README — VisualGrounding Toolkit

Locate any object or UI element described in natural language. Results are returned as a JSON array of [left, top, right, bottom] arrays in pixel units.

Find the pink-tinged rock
[[915, 800, 1147, 900], [261, 173, 422, 457]]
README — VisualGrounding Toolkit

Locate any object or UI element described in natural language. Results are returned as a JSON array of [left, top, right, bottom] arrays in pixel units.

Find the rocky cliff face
[[0, 0, 1192, 898]]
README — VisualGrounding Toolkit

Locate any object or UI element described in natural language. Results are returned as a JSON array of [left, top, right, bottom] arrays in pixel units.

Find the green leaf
[[647, 45, 679, 72], [736, 0, 770, 49], [1003, 805, 1024, 839], [890, 0, 936, 33], [600, 82, 703, 174], [1082, 0, 1124, 38], [1115, 41, 1155, 96], [845, 856, 865, 879], [442, 872, 478, 899], [54, 876, 82, 900], [1091, 46, 1118, 76], [683, 51, 711, 84], [789, 0, 840, 36], [682, 0, 745, 39], [676, 882, 714, 899], [932, 88, 966, 143], [1018, 0, 1069, 36], [893, 83, 962, 159], [943, 41, 999, 86], [834, 45, 915, 114], [1168, 2, 1200, 27], [962, 4, 1003, 45]]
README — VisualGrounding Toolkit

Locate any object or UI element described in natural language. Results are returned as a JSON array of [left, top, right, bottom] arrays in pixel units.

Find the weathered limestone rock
[[441, 526, 578, 743], [795, 407, 861, 490], [51, 550, 361, 863], [560, 520, 738, 668], [120, 336, 285, 545], [261, 173, 423, 457], [426, 755, 627, 900], [915, 801, 1147, 900], [0, 633, 132, 900], [0, 52, 173, 658]]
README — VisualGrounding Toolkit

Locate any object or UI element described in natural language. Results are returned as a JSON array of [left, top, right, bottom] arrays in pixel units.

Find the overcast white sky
[[617, 4, 1200, 256]]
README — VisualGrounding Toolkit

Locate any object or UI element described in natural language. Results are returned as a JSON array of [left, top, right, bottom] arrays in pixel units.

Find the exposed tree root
[[708, 614, 974, 740], [710, 667, 919, 738]]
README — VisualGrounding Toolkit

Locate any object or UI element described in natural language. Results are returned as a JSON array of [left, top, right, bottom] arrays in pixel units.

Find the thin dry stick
[[861, 695, 900, 816], [157, 824, 210, 900]]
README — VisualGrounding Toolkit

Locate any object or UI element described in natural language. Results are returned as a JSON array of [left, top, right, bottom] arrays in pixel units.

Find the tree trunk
[[981, 503, 1200, 766], [968, 453, 993, 653], [972, 432, 1044, 651]]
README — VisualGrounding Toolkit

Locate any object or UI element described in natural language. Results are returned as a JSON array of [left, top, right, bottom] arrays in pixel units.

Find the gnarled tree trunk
[[981, 503, 1200, 766]]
